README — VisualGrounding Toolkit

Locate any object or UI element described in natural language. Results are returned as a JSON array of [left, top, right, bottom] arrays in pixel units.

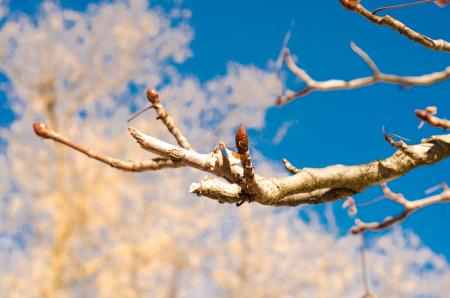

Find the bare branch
[[272, 188, 357, 207], [383, 128, 421, 160], [32, 122, 183, 171], [351, 182, 450, 234], [129, 88, 193, 150], [282, 158, 300, 174], [372, 0, 436, 15], [416, 106, 450, 130], [277, 44, 450, 105], [339, 1, 450, 52], [350, 42, 380, 75], [128, 126, 244, 184], [128, 126, 214, 173], [171, 129, 449, 205], [35, 117, 450, 207]]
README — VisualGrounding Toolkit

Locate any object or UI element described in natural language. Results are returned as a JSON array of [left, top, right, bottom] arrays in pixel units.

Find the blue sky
[[1, 0, 449, 260]]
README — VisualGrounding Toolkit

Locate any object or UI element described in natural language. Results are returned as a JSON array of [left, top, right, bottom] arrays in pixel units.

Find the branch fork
[[339, 1, 450, 52], [277, 43, 450, 105], [351, 182, 450, 234], [33, 88, 450, 210]]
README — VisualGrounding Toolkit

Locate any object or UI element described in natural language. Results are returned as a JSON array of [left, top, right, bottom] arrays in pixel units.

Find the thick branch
[[351, 183, 450, 234], [128, 126, 213, 172], [128, 126, 244, 184], [277, 44, 450, 105], [339, 1, 450, 52], [271, 187, 357, 207], [35, 122, 449, 208], [187, 134, 450, 206], [32, 122, 182, 171]]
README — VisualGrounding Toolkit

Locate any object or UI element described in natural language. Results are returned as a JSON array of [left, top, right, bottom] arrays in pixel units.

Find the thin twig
[[382, 128, 420, 160], [32, 122, 183, 171], [339, 1, 450, 52], [372, 0, 435, 15], [275, 21, 294, 99], [277, 43, 450, 105], [416, 106, 450, 130], [129, 88, 193, 150], [281, 158, 300, 174], [352, 182, 450, 234]]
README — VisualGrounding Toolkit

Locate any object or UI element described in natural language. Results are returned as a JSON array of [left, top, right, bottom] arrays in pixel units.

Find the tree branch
[[128, 126, 244, 184], [277, 43, 450, 105], [32, 122, 183, 171], [129, 88, 193, 150], [128, 125, 450, 206], [281, 158, 300, 174], [416, 106, 450, 130], [339, 0, 450, 52], [351, 182, 450, 234]]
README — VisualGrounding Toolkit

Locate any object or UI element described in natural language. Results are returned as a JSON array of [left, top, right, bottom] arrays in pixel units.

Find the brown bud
[[146, 88, 160, 104], [235, 124, 249, 153], [339, 0, 359, 10], [33, 122, 50, 138]]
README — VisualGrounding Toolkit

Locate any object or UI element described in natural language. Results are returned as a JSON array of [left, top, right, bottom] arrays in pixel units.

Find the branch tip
[[146, 88, 160, 104], [33, 122, 51, 139], [339, 0, 360, 10], [235, 124, 249, 153]]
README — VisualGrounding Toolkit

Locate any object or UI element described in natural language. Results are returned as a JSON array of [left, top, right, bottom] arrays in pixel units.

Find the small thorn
[[127, 105, 155, 122]]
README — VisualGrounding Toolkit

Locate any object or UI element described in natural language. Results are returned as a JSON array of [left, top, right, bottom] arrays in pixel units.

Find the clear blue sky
[[1, 0, 449, 259]]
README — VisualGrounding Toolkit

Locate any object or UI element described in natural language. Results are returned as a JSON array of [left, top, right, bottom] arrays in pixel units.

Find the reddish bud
[[235, 124, 249, 153], [146, 88, 160, 104], [339, 0, 360, 10], [33, 122, 50, 138]]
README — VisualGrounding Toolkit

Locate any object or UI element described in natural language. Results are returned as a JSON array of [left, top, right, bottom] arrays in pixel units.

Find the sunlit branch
[[339, 0, 450, 52], [129, 88, 193, 150], [383, 128, 420, 160], [32, 122, 183, 171], [130, 122, 448, 205], [277, 43, 450, 105], [281, 158, 300, 174], [416, 106, 450, 130], [351, 182, 450, 234]]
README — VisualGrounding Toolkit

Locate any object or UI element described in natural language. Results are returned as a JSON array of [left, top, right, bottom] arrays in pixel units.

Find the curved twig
[[339, 1, 450, 52], [277, 43, 450, 105], [128, 125, 450, 206], [351, 182, 450, 234], [33, 122, 183, 172], [416, 106, 450, 130]]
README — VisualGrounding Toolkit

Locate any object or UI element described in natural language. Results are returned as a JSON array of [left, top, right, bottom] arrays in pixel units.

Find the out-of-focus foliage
[[0, 1, 449, 297]]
